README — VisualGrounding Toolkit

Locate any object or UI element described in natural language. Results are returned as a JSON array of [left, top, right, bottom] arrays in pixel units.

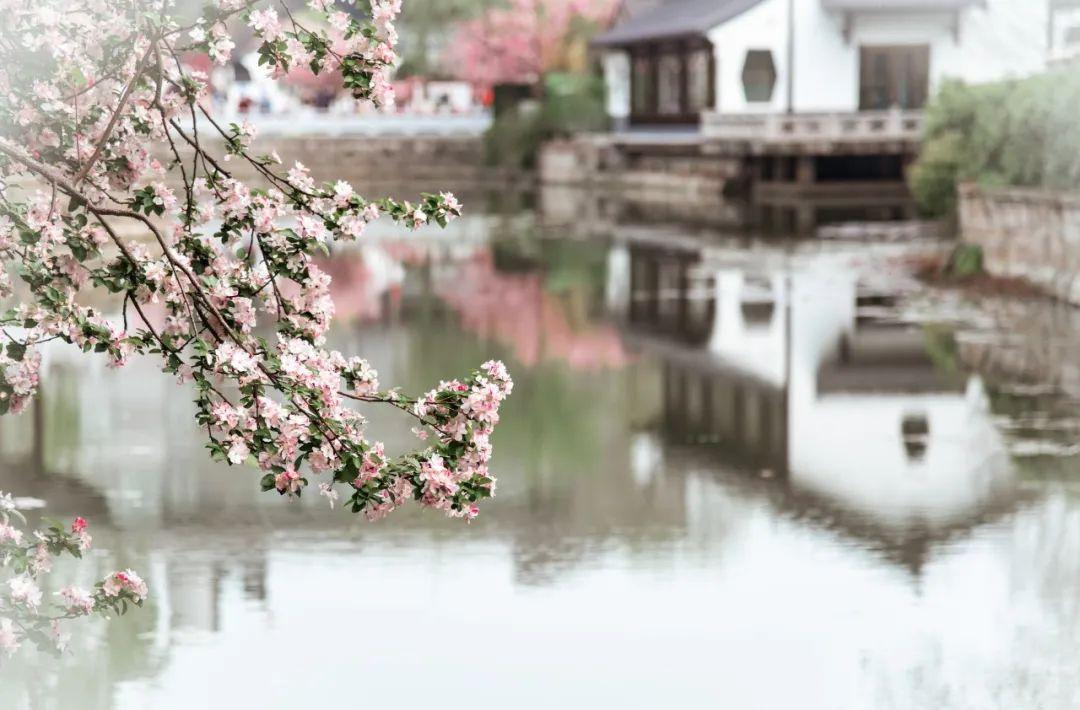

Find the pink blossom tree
[[0, 0, 512, 657], [445, 0, 618, 87]]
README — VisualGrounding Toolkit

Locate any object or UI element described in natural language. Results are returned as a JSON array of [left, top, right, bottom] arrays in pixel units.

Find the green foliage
[[485, 72, 609, 169], [911, 71, 1080, 216], [946, 243, 984, 278], [920, 324, 964, 382], [541, 72, 611, 134], [130, 186, 165, 216], [485, 102, 545, 169], [908, 130, 964, 217]]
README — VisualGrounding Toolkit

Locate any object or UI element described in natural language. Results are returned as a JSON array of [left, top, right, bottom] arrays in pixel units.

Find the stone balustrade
[[701, 109, 924, 150]]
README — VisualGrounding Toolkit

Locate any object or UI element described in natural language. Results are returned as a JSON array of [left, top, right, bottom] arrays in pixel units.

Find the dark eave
[[593, 0, 768, 48]]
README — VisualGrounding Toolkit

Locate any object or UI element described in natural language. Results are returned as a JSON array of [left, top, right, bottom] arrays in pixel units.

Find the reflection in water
[[612, 240, 1018, 574], [2, 201, 1080, 709]]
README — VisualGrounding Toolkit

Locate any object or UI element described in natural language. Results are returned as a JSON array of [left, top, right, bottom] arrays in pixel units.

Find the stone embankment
[[162, 134, 522, 194], [539, 136, 741, 204], [959, 183, 1080, 304]]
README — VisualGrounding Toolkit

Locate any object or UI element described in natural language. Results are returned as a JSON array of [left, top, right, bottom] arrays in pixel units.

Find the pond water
[[3, 194, 1080, 709]]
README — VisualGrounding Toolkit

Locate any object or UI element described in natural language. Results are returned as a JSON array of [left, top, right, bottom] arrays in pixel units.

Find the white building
[[594, 0, 1050, 127], [1049, 0, 1080, 65]]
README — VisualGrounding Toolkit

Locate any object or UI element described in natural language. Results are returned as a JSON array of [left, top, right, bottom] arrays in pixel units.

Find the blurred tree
[[396, 0, 503, 78], [485, 72, 609, 169], [910, 70, 1080, 216], [445, 0, 619, 87]]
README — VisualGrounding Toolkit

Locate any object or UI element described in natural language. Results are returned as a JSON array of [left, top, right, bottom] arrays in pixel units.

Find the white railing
[[701, 109, 924, 143]]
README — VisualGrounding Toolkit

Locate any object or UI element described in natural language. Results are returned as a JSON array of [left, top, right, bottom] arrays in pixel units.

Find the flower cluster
[[0, 493, 147, 659], [0, 0, 511, 524], [242, 0, 403, 107]]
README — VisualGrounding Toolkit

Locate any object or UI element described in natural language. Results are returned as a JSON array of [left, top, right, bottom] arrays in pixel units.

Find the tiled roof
[[593, 0, 769, 46], [595, 0, 987, 48]]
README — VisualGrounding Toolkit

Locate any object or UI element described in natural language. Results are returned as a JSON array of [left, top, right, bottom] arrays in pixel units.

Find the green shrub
[[484, 72, 609, 169], [911, 71, 1080, 216], [908, 130, 963, 216], [484, 101, 546, 170], [541, 72, 609, 135]]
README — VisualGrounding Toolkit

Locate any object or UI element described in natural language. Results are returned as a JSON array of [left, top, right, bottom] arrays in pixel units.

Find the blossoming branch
[[0, 0, 513, 526], [0, 493, 147, 658], [0, 0, 514, 659]]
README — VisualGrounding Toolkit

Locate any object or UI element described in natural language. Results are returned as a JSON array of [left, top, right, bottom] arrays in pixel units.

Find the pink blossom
[[102, 569, 148, 602], [57, 586, 95, 615], [152, 183, 177, 212], [440, 192, 462, 214], [0, 523, 23, 545], [248, 8, 283, 41], [410, 208, 428, 229], [227, 437, 250, 465], [275, 469, 303, 496], [9, 575, 42, 611]]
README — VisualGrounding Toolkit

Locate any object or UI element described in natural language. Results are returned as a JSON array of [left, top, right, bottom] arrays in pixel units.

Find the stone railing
[[701, 109, 924, 144], [959, 183, 1080, 304]]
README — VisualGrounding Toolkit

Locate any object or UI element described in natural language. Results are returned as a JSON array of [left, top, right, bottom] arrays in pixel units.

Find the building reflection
[[609, 238, 1020, 573]]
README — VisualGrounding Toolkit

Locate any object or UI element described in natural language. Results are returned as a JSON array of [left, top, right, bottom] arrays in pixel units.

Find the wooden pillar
[[645, 254, 660, 324], [795, 203, 816, 235], [796, 155, 816, 185], [676, 258, 689, 333], [773, 155, 787, 183]]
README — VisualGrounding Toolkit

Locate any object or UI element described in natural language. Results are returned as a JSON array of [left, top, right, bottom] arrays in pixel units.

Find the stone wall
[[959, 183, 1080, 303], [163, 134, 521, 195], [539, 136, 745, 205]]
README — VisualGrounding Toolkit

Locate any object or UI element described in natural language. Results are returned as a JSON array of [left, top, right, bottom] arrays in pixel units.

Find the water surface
[[3, 198, 1080, 709]]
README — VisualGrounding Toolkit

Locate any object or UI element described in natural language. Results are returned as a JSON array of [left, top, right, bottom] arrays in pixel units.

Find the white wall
[[601, 51, 631, 124], [1050, 7, 1080, 64], [792, 0, 857, 112], [707, 0, 790, 114], [706, 269, 788, 386], [707, 0, 1048, 115]]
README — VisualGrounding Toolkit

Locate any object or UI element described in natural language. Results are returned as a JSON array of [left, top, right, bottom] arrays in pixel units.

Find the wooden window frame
[[628, 37, 715, 126], [858, 45, 931, 111]]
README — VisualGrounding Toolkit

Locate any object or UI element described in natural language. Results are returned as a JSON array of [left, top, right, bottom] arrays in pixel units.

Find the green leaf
[[6, 341, 26, 362]]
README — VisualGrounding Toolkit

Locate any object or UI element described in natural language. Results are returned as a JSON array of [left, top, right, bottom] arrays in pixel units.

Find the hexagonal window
[[741, 49, 777, 103]]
